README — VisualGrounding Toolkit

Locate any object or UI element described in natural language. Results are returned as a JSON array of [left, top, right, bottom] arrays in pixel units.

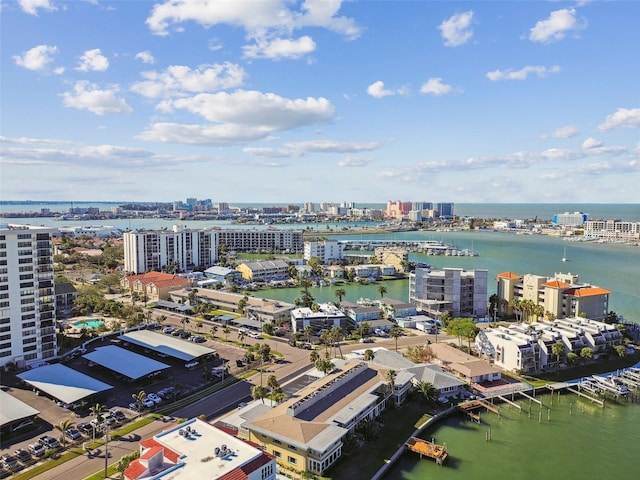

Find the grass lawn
[[327, 399, 428, 480]]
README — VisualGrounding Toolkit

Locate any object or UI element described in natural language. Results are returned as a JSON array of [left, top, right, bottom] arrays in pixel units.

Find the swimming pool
[[72, 319, 104, 329]]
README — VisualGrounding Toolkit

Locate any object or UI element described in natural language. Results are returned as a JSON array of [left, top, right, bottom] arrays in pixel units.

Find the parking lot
[[0, 327, 250, 474]]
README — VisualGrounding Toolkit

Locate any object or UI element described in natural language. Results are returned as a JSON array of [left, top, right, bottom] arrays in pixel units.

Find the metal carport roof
[[118, 330, 216, 362], [17, 364, 113, 405], [0, 390, 40, 427], [83, 345, 171, 380]]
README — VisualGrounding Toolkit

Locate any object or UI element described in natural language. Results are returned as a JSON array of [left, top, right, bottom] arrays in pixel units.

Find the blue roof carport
[[17, 364, 113, 405], [83, 345, 171, 380], [118, 330, 216, 362]]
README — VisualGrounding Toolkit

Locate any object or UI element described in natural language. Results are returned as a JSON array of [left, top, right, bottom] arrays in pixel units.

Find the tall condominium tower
[[0, 224, 57, 368]]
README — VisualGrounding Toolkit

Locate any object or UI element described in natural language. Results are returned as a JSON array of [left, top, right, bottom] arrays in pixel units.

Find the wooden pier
[[458, 399, 500, 422], [566, 387, 605, 407], [405, 437, 448, 465]]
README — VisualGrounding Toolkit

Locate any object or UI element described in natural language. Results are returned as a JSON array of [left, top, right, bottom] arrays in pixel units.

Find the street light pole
[[103, 426, 109, 479]]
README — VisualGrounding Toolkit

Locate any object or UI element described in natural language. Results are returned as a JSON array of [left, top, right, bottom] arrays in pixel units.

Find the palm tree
[[131, 390, 146, 417], [580, 347, 594, 364], [303, 325, 314, 345], [334, 288, 346, 305], [377, 285, 387, 299], [267, 375, 280, 407], [315, 358, 334, 375], [386, 370, 397, 401], [157, 314, 167, 326], [238, 329, 246, 346], [330, 326, 344, 358], [416, 381, 439, 405], [309, 350, 320, 364], [389, 326, 402, 352], [223, 326, 231, 341], [251, 385, 268, 404], [552, 342, 565, 365], [90, 403, 107, 439], [181, 316, 190, 331], [210, 324, 218, 338], [56, 419, 75, 448], [363, 349, 374, 361]]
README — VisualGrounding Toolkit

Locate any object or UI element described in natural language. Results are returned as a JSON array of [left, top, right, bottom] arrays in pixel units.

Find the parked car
[[77, 422, 93, 435], [179, 332, 190, 339], [184, 360, 199, 369], [110, 409, 126, 421], [141, 397, 155, 408], [359, 338, 374, 343], [1, 454, 19, 471], [13, 449, 31, 463], [128, 402, 141, 412], [162, 326, 174, 334], [190, 336, 206, 343], [171, 330, 183, 336], [147, 393, 162, 404], [103, 414, 117, 426], [28, 443, 45, 457], [66, 428, 82, 440], [248, 331, 262, 339], [39, 436, 60, 449], [235, 359, 244, 367], [89, 419, 105, 431]]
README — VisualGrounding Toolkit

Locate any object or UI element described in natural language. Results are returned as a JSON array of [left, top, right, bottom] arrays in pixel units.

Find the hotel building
[[304, 239, 344, 264], [584, 219, 640, 240], [0, 225, 57, 368]]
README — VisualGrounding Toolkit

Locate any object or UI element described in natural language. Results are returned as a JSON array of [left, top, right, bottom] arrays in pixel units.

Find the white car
[[184, 361, 199, 369], [141, 397, 155, 408], [147, 393, 162, 404]]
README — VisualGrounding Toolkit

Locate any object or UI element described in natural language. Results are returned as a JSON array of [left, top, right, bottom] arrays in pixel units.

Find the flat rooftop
[[0, 390, 40, 427], [83, 345, 171, 380], [151, 418, 267, 479], [118, 330, 216, 362], [17, 364, 112, 404]]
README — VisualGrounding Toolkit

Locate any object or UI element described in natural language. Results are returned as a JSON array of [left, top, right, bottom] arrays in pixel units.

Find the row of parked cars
[[128, 387, 176, 411], [162, 326, 206, 343]]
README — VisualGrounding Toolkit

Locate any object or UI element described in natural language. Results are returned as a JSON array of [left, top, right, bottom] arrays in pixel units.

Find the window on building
[[287, 456, 297, 465]]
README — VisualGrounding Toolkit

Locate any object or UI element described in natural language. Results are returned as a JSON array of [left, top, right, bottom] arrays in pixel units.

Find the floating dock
[[405, 437, 448, 465]]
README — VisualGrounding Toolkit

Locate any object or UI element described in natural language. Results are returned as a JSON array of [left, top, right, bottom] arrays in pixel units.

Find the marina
[[341, 239, 478, 256]]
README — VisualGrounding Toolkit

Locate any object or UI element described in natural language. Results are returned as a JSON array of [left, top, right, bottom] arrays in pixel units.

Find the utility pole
[[103, 426, 110, 478]]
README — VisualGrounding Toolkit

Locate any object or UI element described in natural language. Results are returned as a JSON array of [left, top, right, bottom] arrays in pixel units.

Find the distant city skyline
[[1, 1, 639, 203]]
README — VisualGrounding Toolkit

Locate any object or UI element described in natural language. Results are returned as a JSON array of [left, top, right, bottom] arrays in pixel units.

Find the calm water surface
[[388, 393, 640, 480]]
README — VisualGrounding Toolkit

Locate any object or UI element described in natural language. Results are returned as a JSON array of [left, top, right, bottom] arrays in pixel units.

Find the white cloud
[[136, 122, 270, 146], [598, 108, 640, 131], [131, 63, 245, 98], [17, 0, 56, 15], [420, 78, 454, 96], [529, 8, 581, 43], [243, 35, 316, 60], [546, 125, 579, 139], [367, 81, 396, 98], [61, 81, 133, 115], [167, 90, 334, 130], [0, 135, 73, 146], [146, 0, 360, 39], [486, 65, 561, 81], [135, 51, 155, 64], [243, 147, 296, 158], [244, 140, 381, 158], [0, 144, 155, 168], [13, 44, 59, 71], [438, 11, 474, 47], [338, 156, 373, 167], [582, 137, 603, 149], [76, 48, 109, 72]]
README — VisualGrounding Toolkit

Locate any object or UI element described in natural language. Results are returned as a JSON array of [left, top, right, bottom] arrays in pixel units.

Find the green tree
[[210, 324, 218, 338], [267, 375, 280, 407], [315, 358, 335, 375], [56, 419, 75, 448], [309, 350, 320, 364], [251, 385, 268, 404], [389, 326, 402, 352], [238, 329, 246, 346], [223, 326, 231, 341], [330, 326, 344, 358], [334, 288, 346, 305], [613, 345, 626, 358], [567, 352, 579, 365], [386, 370, 397, 399], [377, 285, 387, 299], [363, 349, 374, 361], [580, 347, 594, 363], [298, 277, 315, 308], [439, 311, 452, 328], [416, 381, 439, 405], [552, 342, 565, 364], [303, 325, 314, 345], [131, 390, 146, 417]]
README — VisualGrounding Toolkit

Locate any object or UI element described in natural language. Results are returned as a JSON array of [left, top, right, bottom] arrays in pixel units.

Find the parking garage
[[0, 390, 40, 433]]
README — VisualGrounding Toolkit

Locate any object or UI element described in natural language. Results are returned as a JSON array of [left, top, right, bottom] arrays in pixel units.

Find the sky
[[1, 0, 639, 204]]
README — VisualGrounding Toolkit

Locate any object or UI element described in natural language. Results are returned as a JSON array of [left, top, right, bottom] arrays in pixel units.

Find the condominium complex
[[553, 211, 589, 226], [386, 200, 454, 220], [0, 224, 57, 368], [476, 317, 622, 374], [584, 219, 640, 240], [496, 271, 611, 320], [304, 239, 344, 263], [124, 227, 303, 273], [409, 267, 488, 318]]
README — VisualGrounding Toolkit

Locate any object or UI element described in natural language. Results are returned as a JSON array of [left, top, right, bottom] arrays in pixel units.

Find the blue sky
[[1, 0, 639, 204]]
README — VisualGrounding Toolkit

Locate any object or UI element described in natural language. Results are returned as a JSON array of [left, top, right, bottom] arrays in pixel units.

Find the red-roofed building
[[124, 418, 276, 480], [496, 271, 611, 321], [121, 272, 190, 302]]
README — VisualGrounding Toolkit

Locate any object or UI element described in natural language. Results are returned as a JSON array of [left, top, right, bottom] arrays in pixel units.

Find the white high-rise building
[[409, 267, 488, 318], [304, 240, 344, 264], [0, 224, 58, 368]]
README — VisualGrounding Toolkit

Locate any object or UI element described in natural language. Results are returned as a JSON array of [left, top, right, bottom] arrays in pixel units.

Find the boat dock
[[458, 399, 500, 422], [405, 437, 448, 465]]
